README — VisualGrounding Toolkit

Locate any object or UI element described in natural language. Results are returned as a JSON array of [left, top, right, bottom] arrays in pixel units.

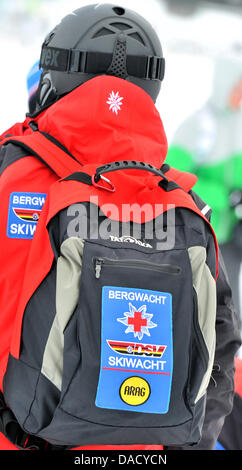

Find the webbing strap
[[3, 130, 83, 179], [39, 45, 165, 81]]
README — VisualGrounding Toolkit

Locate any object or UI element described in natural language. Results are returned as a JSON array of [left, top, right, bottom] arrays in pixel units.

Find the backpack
[[0, 130, 218, 449]]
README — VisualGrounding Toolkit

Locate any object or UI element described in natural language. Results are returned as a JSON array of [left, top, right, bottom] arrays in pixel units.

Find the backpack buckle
[[17, 433, 48, 451]]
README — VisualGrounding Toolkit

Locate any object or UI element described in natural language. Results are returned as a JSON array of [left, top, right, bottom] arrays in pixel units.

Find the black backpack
[[1, 134, 218, 449]]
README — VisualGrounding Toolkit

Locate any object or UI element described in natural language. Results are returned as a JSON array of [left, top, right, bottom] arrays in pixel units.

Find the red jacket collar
[[1, 75, 197, 193], [36, 75, 168, 169]]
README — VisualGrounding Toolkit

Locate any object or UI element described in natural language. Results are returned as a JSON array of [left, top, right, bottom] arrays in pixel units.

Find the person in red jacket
[[0, 4, 240, 451]]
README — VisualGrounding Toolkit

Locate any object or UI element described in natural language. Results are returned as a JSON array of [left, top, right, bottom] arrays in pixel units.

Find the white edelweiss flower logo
[[117, 303, 157, 341], [106, 91, 124, 115]]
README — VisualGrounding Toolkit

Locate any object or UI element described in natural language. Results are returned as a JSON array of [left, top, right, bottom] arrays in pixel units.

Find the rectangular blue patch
[[7, 192, 47, 239], [96, 286, 173, 414]]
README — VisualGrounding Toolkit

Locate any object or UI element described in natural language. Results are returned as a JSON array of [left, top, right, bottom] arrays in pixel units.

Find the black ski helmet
[[35, 3, 165, 113]]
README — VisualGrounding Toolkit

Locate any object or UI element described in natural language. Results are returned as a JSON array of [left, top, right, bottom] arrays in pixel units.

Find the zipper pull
[[95, 258, 103, 279]]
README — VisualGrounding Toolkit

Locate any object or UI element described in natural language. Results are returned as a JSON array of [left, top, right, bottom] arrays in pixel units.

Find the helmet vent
[[93, 27, 115, 38], [110, 22, 132, 31], [128, 32, 145, 45], [112, 7, 125, 16]]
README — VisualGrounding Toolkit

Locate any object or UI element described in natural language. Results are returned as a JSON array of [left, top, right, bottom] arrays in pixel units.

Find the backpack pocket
[[51, 239, 195, 430]]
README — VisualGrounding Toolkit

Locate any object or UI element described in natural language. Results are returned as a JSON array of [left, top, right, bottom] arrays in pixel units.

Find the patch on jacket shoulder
[[7, 192, 46, 239]]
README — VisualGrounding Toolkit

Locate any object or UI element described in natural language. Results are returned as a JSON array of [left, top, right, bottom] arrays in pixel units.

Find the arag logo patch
[[7, 192, 47, 239], [120, 376, 150, 406]]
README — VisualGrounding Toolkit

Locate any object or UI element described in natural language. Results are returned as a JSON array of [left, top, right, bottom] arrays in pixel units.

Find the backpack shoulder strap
[[2, 130, 83, 179], [160, 163, 197, 193]]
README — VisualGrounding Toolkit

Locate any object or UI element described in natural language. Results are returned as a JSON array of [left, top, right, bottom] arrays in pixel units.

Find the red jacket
[[0, 75, 238, 451], [0, 76, 171, 450]]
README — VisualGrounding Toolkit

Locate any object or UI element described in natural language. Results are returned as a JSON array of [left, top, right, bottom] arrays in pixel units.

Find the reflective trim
[[201, 204, 211, 216]]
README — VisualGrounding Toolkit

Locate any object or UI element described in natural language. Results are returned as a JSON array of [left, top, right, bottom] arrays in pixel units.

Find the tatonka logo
[[109, 235, 152, 248], [106, 91, 123, 115], [117, 303, 157, 341]]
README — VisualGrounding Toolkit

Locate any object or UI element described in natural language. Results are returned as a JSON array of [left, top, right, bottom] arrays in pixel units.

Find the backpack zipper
[[94, 257, 181, 279]]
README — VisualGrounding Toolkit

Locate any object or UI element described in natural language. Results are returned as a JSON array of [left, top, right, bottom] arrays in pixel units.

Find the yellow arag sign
[[119, 376, 150, 406]]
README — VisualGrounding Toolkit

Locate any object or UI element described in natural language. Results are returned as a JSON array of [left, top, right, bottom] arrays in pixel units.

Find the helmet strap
[[107, 33, 128, 79], [39, 44, 165, 81]]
